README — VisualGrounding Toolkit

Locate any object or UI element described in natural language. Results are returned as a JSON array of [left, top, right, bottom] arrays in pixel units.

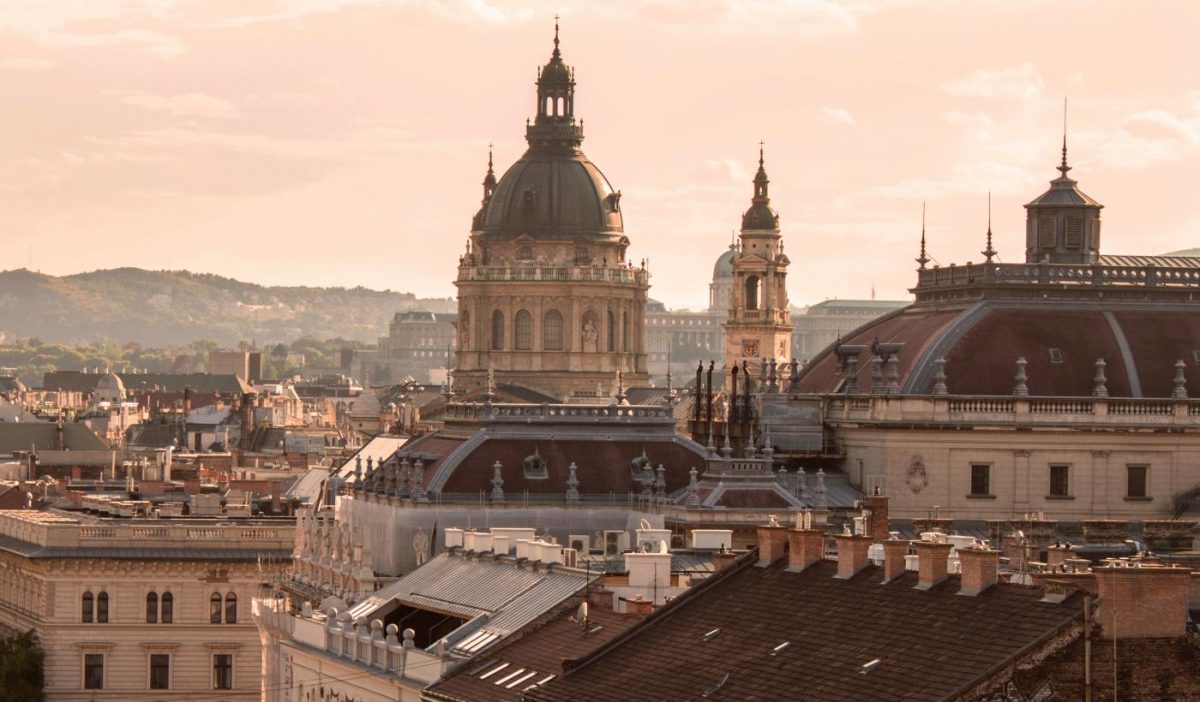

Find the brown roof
[[525, 556, 1082, 702], [795, 301, 1200, 398], [427, 605, 637, 701]]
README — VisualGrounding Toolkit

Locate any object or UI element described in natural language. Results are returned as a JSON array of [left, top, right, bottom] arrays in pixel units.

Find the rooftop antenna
[[916, 201, 930, 270], [981, 191, 997, 263]]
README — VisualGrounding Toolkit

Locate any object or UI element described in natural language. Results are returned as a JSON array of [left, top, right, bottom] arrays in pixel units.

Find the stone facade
[[0, 510, 292, 701]]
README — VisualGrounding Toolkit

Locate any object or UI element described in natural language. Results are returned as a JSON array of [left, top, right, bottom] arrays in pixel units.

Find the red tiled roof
[[526, 556, 1082, 702], [437, 438, 707, 495], [427, 605, 637, 701]]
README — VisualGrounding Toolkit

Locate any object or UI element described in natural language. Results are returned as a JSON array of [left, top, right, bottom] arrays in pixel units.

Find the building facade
[[453, 27, 649, 401], [0, 509, 292, 701]]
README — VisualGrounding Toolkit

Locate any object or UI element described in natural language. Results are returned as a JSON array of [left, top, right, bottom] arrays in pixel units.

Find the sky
[[1, 0, 1198, 310]]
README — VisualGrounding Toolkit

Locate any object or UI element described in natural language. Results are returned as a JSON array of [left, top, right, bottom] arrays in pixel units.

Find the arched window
[[224, 593, 237, 624], [745, 276, 760, 310], [96, 592, 109, 623], [543, 310, 564, 351], [146, 592, 158, 623], [161, 592, 173, 624], [82, 591, 94, 623], [622, 311, 630, 352], [515, 310, 533, 351], [210, 592, 222, 624], [490, 310, 504, 351], [607, 311, 616, 352]]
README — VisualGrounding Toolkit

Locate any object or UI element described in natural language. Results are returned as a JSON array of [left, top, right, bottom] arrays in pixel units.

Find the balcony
[[0, 510, 294, 551], [457, 264, 649, 286]]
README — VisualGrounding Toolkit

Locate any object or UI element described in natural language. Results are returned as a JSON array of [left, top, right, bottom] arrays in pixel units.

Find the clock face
[[742, 339, 760, 358]]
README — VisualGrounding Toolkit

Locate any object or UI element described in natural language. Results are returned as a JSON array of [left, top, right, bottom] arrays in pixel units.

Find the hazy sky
[[1, 0, 1198, 310]]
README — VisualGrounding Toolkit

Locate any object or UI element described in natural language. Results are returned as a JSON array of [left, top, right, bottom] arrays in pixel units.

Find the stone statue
[[582, 319, 598, 352], [412, 528, 430, 566]]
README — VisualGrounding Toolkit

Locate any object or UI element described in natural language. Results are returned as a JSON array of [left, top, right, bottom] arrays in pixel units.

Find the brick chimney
[[833, 534, 871, 579], [913, 539, 953, 591], [862, 493, 889, 543], [755, 523, 788, 567], [713, 548, 738, 571], [786, 529, 824, 573], [957, 546, 1001, 596], [881, 538, 909, 583], [1094, 566, 1191, 639], [1046, 543, 1074, 569]]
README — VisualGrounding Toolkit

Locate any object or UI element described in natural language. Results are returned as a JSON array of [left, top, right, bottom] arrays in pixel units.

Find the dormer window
[[1049, 348, 1063, 364], [522, 190, 537, 213], [516, 245, 534, 261]]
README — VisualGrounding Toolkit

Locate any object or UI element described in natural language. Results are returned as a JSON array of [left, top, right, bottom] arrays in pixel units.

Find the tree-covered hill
[[0, 268, 453, 346]]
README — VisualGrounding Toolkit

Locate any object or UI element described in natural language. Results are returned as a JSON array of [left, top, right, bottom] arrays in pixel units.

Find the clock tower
[[723, 146, 793, 375]]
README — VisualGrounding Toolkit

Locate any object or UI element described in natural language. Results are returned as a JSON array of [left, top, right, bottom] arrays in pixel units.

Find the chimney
[[755, 523, 788, 567], [913, 539, 953, 591], [881, 538, 909, 583], [786, 529, 824, 573], [1094, 566, 1191, 639], [833, 534, 872, 579], [713, 548, 738, 571], [1046, 543, 1074, 569], [862, 493, 889, 543], [957, 545, 1001, 596]]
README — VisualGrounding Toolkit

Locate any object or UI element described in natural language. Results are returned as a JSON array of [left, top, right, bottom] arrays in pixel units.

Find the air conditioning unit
[[603, 530, 628, 558], [569, 534, 590, 554], [562, 548, 578, 568]]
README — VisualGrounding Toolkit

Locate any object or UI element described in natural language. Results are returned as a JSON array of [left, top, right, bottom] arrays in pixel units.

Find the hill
[[0, 268, 453, 346]]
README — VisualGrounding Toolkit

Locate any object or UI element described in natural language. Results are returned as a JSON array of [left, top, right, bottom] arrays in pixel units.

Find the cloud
[[0, 57, 55, 71], [36, 29, 186, 58], [941, 110, 994, 138], [835, 160, 1035, 204], [110, 90, 239, 119], [942, 63, 1044, 99], [821, 106, 855, 125]]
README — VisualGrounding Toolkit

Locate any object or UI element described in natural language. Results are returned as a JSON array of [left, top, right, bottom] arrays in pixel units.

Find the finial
[[981, 191, 997, 263], [553, 14, 560, 57], [1058, 97, 1071, 176], [758, 140, 765, 168], [487, 143, 494, 171], [916, 201, 930, 270]]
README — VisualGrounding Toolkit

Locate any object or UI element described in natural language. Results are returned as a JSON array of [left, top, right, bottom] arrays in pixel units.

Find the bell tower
[[724, 146, 793, 374]]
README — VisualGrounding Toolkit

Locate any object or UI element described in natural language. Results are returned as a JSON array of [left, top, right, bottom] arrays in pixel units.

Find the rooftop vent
[[860, 659, 882, 674], [770, 641, 791, 656], [703, 628, 721, 642]]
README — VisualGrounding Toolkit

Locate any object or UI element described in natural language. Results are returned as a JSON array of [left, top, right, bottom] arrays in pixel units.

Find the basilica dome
[[713, 243, 736, 279], [479, 153, 623, 241]]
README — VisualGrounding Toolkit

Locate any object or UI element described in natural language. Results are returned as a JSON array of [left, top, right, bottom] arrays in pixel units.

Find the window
[[607, 311, 616, 352], [622, 311, 630, 352], [516, 245, 534, 260], [213, 653, 234, 690], [1038, 216, 1056, 249], [745, 276, 760, 310], [514, 310, 533, 351], [1065, 218, 1083, 249], [970, 464, 991, 496], [149, 653, 170, 690], [489, 309, 504, 350], [1049, 465, 1070, 497], [146, 592, 158, 623], [96, 592, 109, 623], [1127, 465, 1148, 498], [84, 653, 104, 690], [543, 310, 564, 351], [161, 592, 173, 624], [1049, 348, 1063, 364], [210, 593, 222, 624], [82, 592, 94, 623], [224, 593, 238, 624]]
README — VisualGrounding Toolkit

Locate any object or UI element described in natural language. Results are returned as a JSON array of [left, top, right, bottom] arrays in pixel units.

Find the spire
[[916, 201, 930, 270], [1058, 97, 1071, 177], [528, 17, 581, 151], [481, 143, 496, 205], [752, 141, 769, 203], [553, 13, 560, 59], [981, 191, 997, 263]]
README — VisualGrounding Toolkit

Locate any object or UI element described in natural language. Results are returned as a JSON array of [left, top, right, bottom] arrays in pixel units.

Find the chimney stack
[[786, 528, 824, 573], [833, 533, 872, 579], [1094, 566, 1191, 639], [957, 545, 1001, 596], [862, 493, 889, 543], [1046, 543, 1074, 569], [881, 538, 909, 583], [913, 539, 953, 590], [755, 522, 788, 567]]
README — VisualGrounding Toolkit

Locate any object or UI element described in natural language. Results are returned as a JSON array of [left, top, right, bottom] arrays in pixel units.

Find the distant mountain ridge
[[0, 268, 453, 345]]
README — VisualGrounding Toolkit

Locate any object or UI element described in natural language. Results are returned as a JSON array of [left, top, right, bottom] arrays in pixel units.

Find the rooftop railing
[[0, 511, 294, 550], [915, 260, 1200, 291], [457, 264, 649, 286], [826, 394, 1200, 428]]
